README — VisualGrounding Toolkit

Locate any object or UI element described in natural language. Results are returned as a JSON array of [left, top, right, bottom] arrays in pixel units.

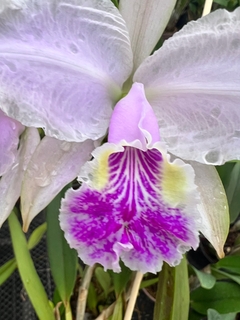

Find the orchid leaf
[[87, 283, 98, 315], [214, 256, 240, 274], [207, 309, 237, 320], [27, 222, 47, 250], [110, 262, 132, 297], [140, 277, 159, 289], [8, 211, 54, 320], [112, 295, 123, 320], [46, 187, 78, 307], [191, 282, 240, 315], [135, 8, 240, 164], [95, 267, 112, 299], [0, 258, 17, 285], [153, 256, 189, 320], [21, 136, 95, 231], [192, 266, 216, 289], [225, 161, 240, 223], [211, 268, 240, 285], [0, 222, 47, 285], [0, 0, 133, 142]]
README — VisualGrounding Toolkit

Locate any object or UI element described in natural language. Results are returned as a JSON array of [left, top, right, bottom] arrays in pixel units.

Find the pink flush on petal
[[109, 82, 160, 147], [60, 83, 200, 273], [0, 110, 25, 175]]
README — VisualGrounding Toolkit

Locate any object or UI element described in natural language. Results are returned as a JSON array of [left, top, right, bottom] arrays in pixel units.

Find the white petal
[[21, 136, 95, 231], [0, 0, 133, 142], [0, 110, 24, 175], [135, 8, 240, 164], [0, 128, 40, 227], [189, 161, 229, 258], [119, 0, 176, 71], [0, 0, 27, 13]]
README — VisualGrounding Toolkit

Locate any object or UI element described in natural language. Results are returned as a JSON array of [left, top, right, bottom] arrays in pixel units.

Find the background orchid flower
[[0, 0, 239, 271]]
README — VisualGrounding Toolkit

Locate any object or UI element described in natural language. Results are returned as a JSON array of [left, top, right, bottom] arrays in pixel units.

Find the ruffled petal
[[0, 110, 24, 175], [60, 88, 200, 273], [119, 0, 176, 70], [21, 136, 95, 231], [109, 82, 160, 146], [0, 128, 40, 227], [60, 142, 200, 273], [134, 8, 240, 164], [0, 0, 133, 141]]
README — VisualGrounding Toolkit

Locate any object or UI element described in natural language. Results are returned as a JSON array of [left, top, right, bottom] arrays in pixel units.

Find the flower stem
[[202, 0, 213, 16], [123, 271, 143, 320], [76, 264, 95, 320]]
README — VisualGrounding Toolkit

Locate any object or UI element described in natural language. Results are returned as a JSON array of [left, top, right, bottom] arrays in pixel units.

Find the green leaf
[[153, 256, 189, 320], [191, 282, 240, 315], [225, 162, 240, 223], [95, 266, 112, 298], [46, 187, 78, 306], [213, 0, 230, 6], [192, 266, 216, 289], [0, 258, 17, 285], [207, 308, 237, 320], [211, 268, 240, 285], [8, 211, 54, 320], [87, 282, 98, 315], [27, 222, 47, 250], [140, 277, 159, 289], [214, 256, 240, 274], [0, 222, 47, 286], [111, 295, 123, 320], [111, 0, 119, 7], [110, 261, 132, 297]]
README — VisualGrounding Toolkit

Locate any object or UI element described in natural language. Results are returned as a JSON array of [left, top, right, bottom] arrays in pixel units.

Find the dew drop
[[77, 33, 86, 41], [60, 141, 71, 152], [203, 150, 223, 165], [69, 43, 79, 54], [210, 107, 221, 118], [234, 130, 240, 138], [35, 175, 51, 187]]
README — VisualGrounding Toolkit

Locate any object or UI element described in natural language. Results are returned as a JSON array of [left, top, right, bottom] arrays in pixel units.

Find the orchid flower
[[0, 0, 240, 272]]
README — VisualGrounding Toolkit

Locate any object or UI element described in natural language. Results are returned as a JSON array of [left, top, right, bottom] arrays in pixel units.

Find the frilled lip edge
[[60, 139, 201, 274]]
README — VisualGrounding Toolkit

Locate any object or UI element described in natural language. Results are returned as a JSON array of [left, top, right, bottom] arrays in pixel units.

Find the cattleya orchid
[[0, 0, 240, 272]]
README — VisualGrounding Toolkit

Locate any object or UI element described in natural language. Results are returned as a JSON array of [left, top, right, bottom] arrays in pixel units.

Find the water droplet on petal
[[203, 150, 223, 165], [35, 175, 51, 187], [60, 141, 71, 152], [69, 43, 79, 54]]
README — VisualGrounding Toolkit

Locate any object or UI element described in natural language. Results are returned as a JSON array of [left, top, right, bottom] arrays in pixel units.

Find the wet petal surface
[[135, 8, 240, 164], [60, 144, 200, 273], [0, 0, 133, 141]]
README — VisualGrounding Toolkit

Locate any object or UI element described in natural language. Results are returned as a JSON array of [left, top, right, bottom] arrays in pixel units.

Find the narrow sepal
[[0, 128, 40, 227], [189, 161, 229, 258], [21, 136, 95, 231], [119, 0, 176, 70]]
